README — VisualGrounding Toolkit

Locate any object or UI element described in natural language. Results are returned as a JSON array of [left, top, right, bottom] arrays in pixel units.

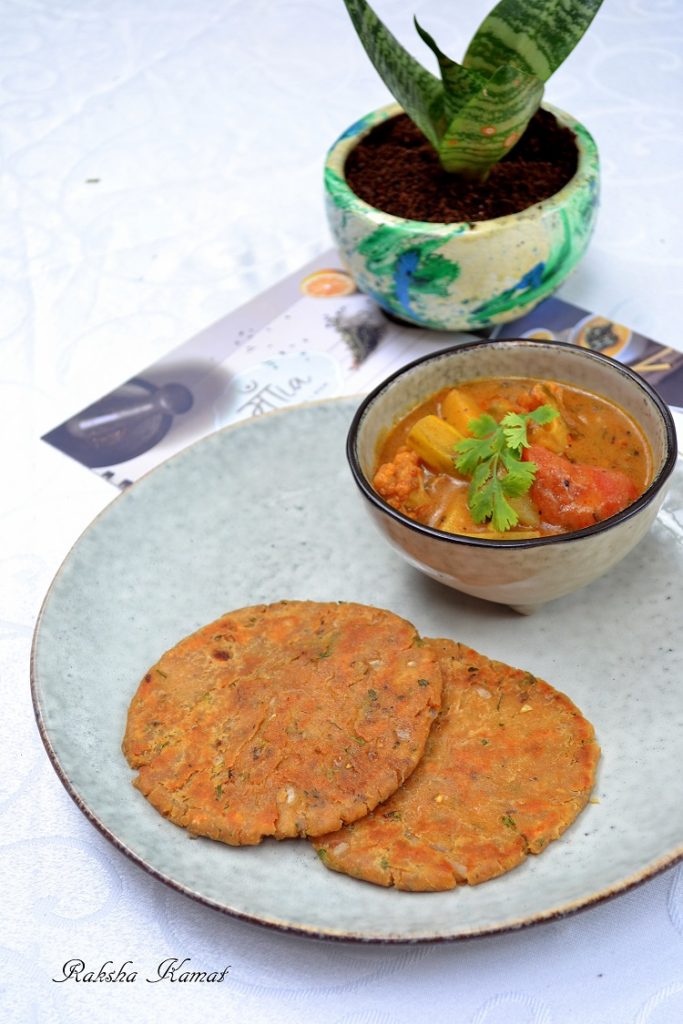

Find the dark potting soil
[[344, 108, 578, 223]]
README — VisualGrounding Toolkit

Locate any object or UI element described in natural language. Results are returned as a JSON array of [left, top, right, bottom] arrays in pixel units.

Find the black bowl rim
[[346, 338, 679, 550]]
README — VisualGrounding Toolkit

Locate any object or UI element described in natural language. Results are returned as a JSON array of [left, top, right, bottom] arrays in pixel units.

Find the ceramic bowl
[[324, 102, 600, 332], [346, 340, 677, 613]]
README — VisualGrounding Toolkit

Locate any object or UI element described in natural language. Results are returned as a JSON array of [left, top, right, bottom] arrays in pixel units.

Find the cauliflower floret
[[373, 447, 428, 517]]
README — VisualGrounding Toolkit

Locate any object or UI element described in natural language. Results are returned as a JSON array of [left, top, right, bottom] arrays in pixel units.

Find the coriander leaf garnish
[[502, 405, 558, 453], [453, 404, 558, 532]]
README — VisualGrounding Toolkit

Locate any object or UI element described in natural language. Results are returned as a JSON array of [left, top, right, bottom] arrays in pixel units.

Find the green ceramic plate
[[31, 399, 683, 942]]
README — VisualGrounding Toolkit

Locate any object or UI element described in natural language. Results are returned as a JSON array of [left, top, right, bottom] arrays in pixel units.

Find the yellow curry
[[373, 377, 653, 539]]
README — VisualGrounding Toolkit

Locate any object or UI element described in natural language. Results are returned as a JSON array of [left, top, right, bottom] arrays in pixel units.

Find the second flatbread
[[312, 638, 600, 890]]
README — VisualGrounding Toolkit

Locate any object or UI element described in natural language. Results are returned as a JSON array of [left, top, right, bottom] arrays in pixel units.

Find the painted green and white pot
[[324, 102, 600, 332]]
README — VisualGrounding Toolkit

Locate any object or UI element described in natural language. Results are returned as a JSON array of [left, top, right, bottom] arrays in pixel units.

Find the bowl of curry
[[347, 339, 677, 612]]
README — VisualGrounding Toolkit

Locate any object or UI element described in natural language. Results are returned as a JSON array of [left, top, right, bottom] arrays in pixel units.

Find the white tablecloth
[[4, 2, 683, 1021]]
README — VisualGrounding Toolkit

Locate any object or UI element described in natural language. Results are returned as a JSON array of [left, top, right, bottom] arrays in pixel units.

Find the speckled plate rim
[[30, 397, 683, 944]]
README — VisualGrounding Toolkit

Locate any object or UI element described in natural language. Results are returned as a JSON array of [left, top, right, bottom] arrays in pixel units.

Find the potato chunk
[[441, 388, 484, 435], [407, 416, 464, 475]]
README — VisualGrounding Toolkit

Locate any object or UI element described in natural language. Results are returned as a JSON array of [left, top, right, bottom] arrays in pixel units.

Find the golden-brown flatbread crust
[[122, 601, 442, 845], [312, 639, 600, 890]]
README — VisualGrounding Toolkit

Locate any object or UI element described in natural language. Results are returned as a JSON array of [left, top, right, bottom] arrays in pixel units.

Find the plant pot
[[324, 102, 600, 332]]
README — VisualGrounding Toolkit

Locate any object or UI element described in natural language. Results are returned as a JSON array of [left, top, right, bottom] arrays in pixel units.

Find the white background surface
[[3, 1, 683, 1021]]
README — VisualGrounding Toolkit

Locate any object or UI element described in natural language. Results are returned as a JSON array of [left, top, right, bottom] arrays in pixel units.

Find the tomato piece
[[523, 445, 639, 531]]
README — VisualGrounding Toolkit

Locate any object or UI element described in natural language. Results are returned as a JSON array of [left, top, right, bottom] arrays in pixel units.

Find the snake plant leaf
[[412, 17, 486, 144], [342, 0, 443, 149], [342, 0, 604, 179], [413, 17, 543, 176], [464, 0, 604, 82], [438, 63, 544, 176], [413, 17, 484, 107]]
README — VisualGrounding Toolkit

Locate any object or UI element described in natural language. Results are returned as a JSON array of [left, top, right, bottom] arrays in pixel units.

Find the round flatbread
[[312, 638, 600, 891], [122, 601, 442, 845]]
